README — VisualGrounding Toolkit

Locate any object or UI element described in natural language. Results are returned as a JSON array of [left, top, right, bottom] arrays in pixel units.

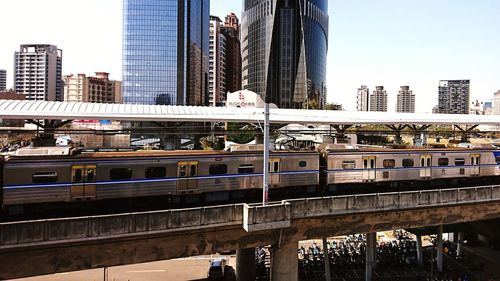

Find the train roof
[[5, 146, 318, 161]]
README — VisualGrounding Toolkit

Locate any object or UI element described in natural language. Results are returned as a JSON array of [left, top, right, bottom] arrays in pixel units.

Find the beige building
[[369, 86, 388, 112], [396, 86, 415, 113], [64, 72, 122, 103]]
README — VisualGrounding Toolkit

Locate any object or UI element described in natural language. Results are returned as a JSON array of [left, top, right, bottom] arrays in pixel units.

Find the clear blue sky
[[1, 1, 499, 112]]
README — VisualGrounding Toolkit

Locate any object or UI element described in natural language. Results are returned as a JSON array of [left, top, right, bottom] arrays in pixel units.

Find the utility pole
[[263, 102, 270, 205]]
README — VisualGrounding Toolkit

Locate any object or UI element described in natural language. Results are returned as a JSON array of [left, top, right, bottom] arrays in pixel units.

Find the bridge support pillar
[[236, 248, 255, 281], [416, 234, 424, 266], [366, 232, 375, 281], [437, 225, 443, 272], [371, 232, 377, 269], [456, 232, 464, 258], [272, 241, 298, 281], [323, 237, 331, 281]]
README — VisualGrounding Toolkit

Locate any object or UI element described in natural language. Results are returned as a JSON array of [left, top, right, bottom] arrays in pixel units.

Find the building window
[[383, 159, 395, 168], [110, 168, 133, 180], [32, 171, 58, 184], [145, 167, 166, 178], [438, 158, 449, 166], [209, 164, 228, 175], [402, 159, 414, 168]]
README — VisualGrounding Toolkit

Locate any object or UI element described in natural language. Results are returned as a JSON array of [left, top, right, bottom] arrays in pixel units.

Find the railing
[[1, 185, 500, 247]]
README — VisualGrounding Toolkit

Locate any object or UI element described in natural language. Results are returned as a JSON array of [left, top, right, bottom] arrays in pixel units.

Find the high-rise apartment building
[[14, 44, 63, 101], [356, 85, 369, 111], [369, 86, 388, 112], [208, 16, 226, 106], [437, 80, 470, 114], [0, 69, 6, 91], [494, 90, 500, 115], [221, 13, 242, 94], [64, 72, 122, 104], [122, 0, 209, 106], [396, 86, 415, 113], [208, 13, 242, 106], [242, 0, 329, 109]]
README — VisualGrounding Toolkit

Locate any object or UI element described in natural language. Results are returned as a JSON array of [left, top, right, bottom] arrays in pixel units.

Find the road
[[10, 255, 236, 281]]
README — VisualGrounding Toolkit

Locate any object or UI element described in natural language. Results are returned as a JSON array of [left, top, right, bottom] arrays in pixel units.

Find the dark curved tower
[[242, 0, 328, 109]]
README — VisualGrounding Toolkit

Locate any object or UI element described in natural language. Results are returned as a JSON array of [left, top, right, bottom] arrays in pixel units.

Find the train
[[1, 143, 500, 214]]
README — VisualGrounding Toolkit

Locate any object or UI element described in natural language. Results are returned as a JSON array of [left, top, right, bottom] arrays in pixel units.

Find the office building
[[208, 16, 226, 106], [122, 0, 209, 106], [369, 86, 388, 112], [242, 0, 329, 109], [396, 86, 415, 113], [356, 85, 369, 111], [494, 91, 500, 115], [64, 72, 122, 104], [437, 80, 470, 114], [0, 69, 6, 91], [14, 44, 63, 101]]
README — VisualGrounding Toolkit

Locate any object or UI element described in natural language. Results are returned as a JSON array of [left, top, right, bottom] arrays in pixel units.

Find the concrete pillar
[[236, 248, 255, 281], [272, 241, 298, 281], [366, 232, 375, 281], [457, 232, 464, 258], [323, 237, 331, 281], [416, 234, 424, 267], [437, 225, 443, 273], [372, 232, 377, 269]]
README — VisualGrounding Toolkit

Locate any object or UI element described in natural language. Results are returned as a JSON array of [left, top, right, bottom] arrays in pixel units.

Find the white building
[[14, 44, 63, 101], [356, 85, 369, 111], [0, 69, 6, 91], [494, 90, 500, 115]]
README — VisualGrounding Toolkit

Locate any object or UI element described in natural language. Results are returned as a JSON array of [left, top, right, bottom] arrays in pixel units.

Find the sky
[[1, 0, 499, 112]]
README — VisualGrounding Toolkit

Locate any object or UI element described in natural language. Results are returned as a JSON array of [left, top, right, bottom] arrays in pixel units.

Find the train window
[[438, 158, 449, 166], [73, 169, 83, 182], [86, 169, 95, 182], [145, 167, 166, 178], [32, 171, 58, 184], [402, 159, 414, 167], [238, 164, 255, 174], [383, 159, 395, 168], [299, 161, 307, 167], [209, 164, 227, 175], [342, 161, 356, 169], [454, 158, 465, 166], [110, 168, 132, 180], [190, 164, 197, 176], [495, 156, 500, 164]]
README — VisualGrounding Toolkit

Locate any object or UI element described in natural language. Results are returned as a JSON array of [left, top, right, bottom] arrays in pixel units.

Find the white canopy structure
[[1, 99, 500, 125]]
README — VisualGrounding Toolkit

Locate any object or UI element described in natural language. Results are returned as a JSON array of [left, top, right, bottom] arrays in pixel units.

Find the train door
[[470, 154, 480, 176], [177, 161, 198, 192], [420, 155, 432, 178], [269, 158, 281, 185], [362, 156, 376, 181], [71, 164, 96, 201]]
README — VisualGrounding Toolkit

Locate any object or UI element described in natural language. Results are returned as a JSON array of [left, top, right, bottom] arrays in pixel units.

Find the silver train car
[[321, 144, 500, 187], [1, 147, 319, 208]]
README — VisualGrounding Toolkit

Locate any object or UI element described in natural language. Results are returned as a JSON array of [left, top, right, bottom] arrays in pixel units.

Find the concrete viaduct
[[1, 185, 500, 280]]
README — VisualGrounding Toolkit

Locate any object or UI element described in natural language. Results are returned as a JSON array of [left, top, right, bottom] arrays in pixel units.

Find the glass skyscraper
[[242, 0, 328, 109], [122, 0, 209, 106]]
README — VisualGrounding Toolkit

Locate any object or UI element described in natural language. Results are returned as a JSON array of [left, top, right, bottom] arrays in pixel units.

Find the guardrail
[[1, 185, 499, 248]]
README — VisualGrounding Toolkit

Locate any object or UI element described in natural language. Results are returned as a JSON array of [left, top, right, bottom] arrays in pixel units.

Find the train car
[[320, 143, 500, 189], [1, 147, 319, 211]]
